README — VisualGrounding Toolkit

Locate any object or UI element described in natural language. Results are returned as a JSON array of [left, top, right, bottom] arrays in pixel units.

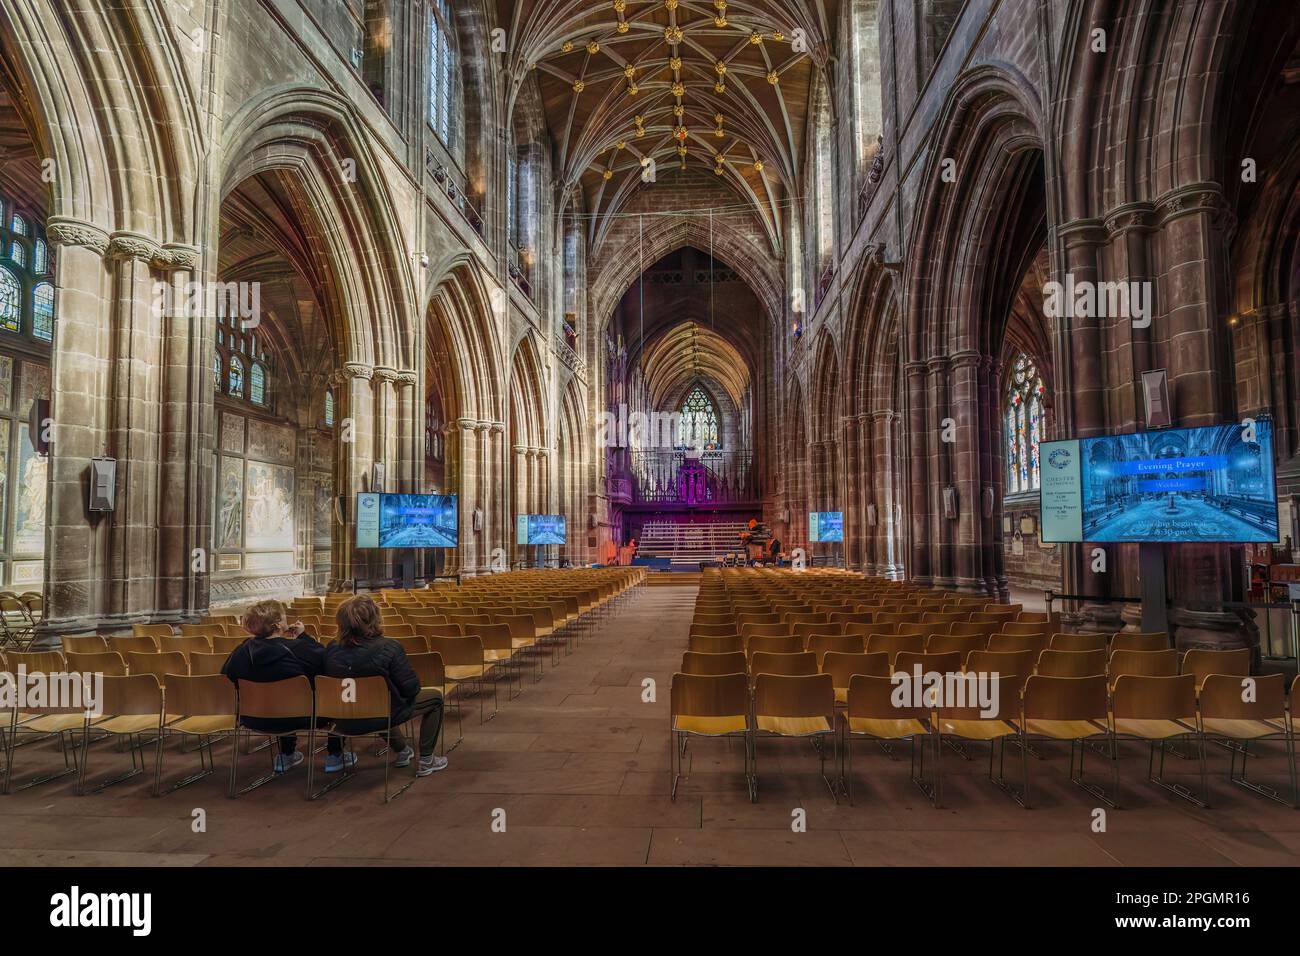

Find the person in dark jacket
[[221, 599, 325, 774], [323, 595, 447, 776]]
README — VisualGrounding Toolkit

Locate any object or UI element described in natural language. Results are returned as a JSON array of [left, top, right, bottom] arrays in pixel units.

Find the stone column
[[154, 244, 205, 618], [395, 370, 418, 492], [926, 355, 954, 588], [333, 363, 374, 587], [904, 360, 930, 584], [476, 422, 491, 574], [488, 422, 507, 570], [104, 233, 165, 624], [871, 410, 902, 578], [43, 220, 110, 633], [455, 417, 480, 575]]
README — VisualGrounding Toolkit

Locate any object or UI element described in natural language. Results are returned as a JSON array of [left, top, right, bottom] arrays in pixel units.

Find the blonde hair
[[243, 599, 288, 638]]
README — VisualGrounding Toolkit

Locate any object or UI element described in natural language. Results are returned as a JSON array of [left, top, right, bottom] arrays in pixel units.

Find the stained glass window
[[33, 239, 47, 275], [429, 0, 458, 146], [10, 215, 27, 237], [325, 390, 335, 428], [1005, 354, 1045, 494], [680, 386, 720, 449], [32, 283, 53, 342], [229, 356, 245, 398], [9, 242, 26, 269], [0, 267, 19, 333], [250, 363, 266, 405], [213, 351, 222, 389]]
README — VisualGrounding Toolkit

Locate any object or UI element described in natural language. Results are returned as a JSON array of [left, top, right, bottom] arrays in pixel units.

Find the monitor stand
[[1139, 542, 1169, 635]]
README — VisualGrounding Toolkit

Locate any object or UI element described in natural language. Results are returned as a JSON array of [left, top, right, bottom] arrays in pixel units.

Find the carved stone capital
[[395, 370, 419, 387], [152, 244, 200, 271], [107, 231, 161, 263], [45, 217, 110, 256], [343, 362, 374, 382], [1102, 202, 1155, 237], [372, 366, 400, 385]]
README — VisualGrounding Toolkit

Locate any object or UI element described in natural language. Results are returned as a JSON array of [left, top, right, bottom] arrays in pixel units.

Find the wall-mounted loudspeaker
[[943, 487, 958, 520], [30, 398, 50, 456], [372, 462, 386, 493], [89, 458, 116, 512]]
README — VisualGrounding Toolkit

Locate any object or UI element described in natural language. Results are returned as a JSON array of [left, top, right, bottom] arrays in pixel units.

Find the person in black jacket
[[221, 599, 326, 774], [323, 595, 447, 776]]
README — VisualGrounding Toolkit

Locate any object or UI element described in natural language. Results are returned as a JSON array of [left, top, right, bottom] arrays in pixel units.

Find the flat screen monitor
[[356, 493, 458, 549], [1039, 419, 1278, 543], [809, 511, 844, 543], [516, 514, 567, 545]]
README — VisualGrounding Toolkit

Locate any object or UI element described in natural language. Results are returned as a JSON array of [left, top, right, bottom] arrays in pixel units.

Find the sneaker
[[417, 754, 449, 777], [273, 751, 304, 775], [324, 751, 358, 774], [393, 745, 415, 768]]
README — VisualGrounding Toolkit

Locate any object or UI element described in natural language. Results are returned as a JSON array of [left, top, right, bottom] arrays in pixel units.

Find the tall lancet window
[[680, 386, 720, 450], [1005, 353, 1045, 493]]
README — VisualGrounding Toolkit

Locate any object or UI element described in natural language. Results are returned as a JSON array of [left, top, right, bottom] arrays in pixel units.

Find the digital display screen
[[809, 511, 844, 543], [1039, 420, 1278, 543], [356, 493, 458, 549], [516, 514, 567, 545]]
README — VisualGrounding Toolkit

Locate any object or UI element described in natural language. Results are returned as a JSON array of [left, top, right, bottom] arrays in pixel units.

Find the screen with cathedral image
[[356, 493, 458, 549], [1039, 420, 1278, 543]]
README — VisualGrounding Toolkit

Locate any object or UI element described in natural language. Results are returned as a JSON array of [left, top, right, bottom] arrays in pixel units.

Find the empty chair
[[214, 635, 249, 654], [933, 671, 1022, 807], [126, 651, 188, 687], [830, 611, 873, 629], [132, 624, 174, 640], [1049, 633, 1107, 652], [865, 633, 924, 666], [415, 622, 464, 640], [750, 651, 818, 680], [669, 672, 753, 801], [807, 633, 865, 668], [65, 651, 127, 677], [188, 652, 231, 676], [160, 635, 213, 661], [752, 673, 837, 800], [1110, 631, 1169, 653], [1201, 672, 1294, 807], [921, 611, 969, 625], [157, 674, 238, 794], [76, 674, 165, 794], [688, 633, 743, 655], [741, 622, 793, 642], [821, 651, 890, 704], [987, 633, 1049, 658], [898, 622, 950, 637], [681, 651, 748, 677], [1107, 649, 1178, 690], [949, 622, 1000, 639], [969, 609, 1018, 624], [1182, 648, 1251, 692], [965, 650, 1036, 692], [745, 635, 804, 658], [180, 623, 228, 638], [893, 651, 962, 679], [925, 633, 988, 667], [781, 611, 829, 628], [792, 623, 842, 647], [61, 635, 109, 654], [428, 635, 495, 723], [1014, 675, 1113, 809], [1035, 649, 1107, 678], [736, 613, 780, 629], [109, 635, 159, 655], [1000, 621, 1052, 638], [1112, 674, 1203, 806], [384, 623, 416, 638], [391, 635, 430, 656], [876, 611, 922, 625], [690, 623, 738, 639], [842, 674, 931, 804], [844, 622, 899, 640]]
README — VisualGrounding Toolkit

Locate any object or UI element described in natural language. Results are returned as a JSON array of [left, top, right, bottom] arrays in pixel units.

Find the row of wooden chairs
[[671, 666, 1300, 810]]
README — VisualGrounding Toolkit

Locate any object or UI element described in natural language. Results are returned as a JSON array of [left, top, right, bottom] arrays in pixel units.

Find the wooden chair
[[230, 676, 316, 797], [806, 633, 865, 668], [108, 635, 159, 655], [189, 652, 231, 676], [133, 624, 174, 640], [309, 675, 414, 803], [750, 651, 819, 680], [933, 670, 1022, 807], [987, 633, 1050, 658], [65, 651, 127, 677], [681, 651, 748, 677], [126, 651, 189, 687], [744, 635, 804, 658], [842, 674, 931, 804], [76, 674, 164, 794], [1112, 674, 1203, 806], [925, 633, 988, 667], [1111, 632, 1170, 653], [821, 651, 890, 705], [1107, 649, 1178, 691], [669, 672, 753, 801], [61, 635, 109, 654], [157, 674, 238, 794], [1181, 648, 1251, 693], [406, 651, 459, 754], [1048, 632, 1107, 652], [1013, 675, 1113, 809], [428, 635, 496, 723], [1202, 672, 1294, 808], [1035, 649, 1107, 678], [865, 633, 925, 667], [753, 673, 837, 800]]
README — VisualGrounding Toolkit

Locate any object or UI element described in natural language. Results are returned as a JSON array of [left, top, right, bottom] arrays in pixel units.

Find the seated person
[[323, 595, 447, 776], [221, 599, 325, 774]]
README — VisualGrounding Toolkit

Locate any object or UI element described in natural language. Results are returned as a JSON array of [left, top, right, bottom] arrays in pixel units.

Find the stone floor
[[2, 584, 1298, 866]]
